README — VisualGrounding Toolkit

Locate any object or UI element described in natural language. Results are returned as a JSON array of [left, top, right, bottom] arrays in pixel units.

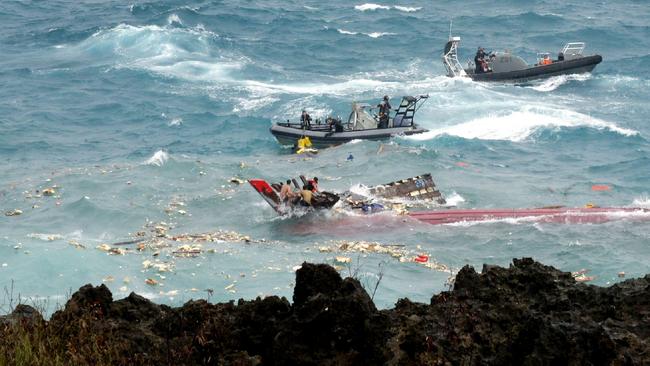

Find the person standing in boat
[[377, 95, 391, 128], [300, 110, 312, 129], [474, 47, 489, 73]]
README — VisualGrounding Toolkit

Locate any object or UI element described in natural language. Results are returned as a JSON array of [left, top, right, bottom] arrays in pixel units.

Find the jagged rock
[[0, 304, 43, 327], [1, 259, 649, 365]]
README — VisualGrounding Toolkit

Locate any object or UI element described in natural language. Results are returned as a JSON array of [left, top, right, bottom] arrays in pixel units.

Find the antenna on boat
[[448, 19, 453, 41]]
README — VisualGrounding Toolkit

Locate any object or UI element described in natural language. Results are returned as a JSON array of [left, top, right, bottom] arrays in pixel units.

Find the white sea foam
[[409, 106, 639, 142], [337, 29, 358, 35], [444, 191, 465, 207], [355, 3, 390, 11], [169, 117, 183, 126], [393, 6, 421, 12], [167, 14, 183, 26], [144, 150, 169, 166], [232, 96, 280, 113], [337, 29, 395, 38], [631, 195, 650, 208], [529, 73, 591, 92], [354, 4, 421, 12], [366, 32, 395, 38]]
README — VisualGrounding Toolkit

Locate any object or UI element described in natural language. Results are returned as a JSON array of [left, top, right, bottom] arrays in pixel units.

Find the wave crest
[[409, 106, 639, 142], [144, 150, 169, 166]]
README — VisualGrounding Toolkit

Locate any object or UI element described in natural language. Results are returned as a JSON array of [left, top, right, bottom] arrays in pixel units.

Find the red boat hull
[[408, 207, 650, 225]]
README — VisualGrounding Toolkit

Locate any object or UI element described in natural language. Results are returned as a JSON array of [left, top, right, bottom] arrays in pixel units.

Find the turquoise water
[[1, 0, 649, 312]]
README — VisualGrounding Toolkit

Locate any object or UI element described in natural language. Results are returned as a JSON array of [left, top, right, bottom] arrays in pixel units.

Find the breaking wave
[[409, 106, 639, 142], [144, 150, 169, 166], [354, 3, 421, 12], [529, 73, 592, 92], [354, 3, 390, 11], [337, 29, 395, 38]]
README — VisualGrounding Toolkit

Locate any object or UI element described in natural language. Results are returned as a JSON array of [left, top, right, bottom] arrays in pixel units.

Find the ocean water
[[1, 0, 650, 313]]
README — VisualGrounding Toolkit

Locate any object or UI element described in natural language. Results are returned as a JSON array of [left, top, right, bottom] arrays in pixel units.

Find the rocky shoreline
[[1, 258, 648, 365]]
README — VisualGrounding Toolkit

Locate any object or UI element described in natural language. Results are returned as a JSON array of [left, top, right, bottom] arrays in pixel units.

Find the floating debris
[[324, 240, 452, 273], [414, 254, 429, 263], [103, 276, 114, 283], [42, 187, 56, 196], [229, 177, 246, 185], [145, 278, 158, 286], [28, 233, 64, 241], [68, 240, 86, 249], [5, 209, 23, 216], [142, 260, 174, 272], [618, 272, 625, 278], [97, 244, 112, 252], [172, 244, 202, 257], [572, 269, 595, 282], [335, 256, 352, 264]]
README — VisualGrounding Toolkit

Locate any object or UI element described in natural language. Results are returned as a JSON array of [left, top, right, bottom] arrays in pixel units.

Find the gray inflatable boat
[[270, 95, 429, 148], [442, 36, 602, 83]]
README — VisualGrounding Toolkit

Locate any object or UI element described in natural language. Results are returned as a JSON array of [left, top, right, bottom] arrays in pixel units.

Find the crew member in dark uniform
[[377, 95, 391, 128], [474, 47, 487, 74], [300, 110, 312, 128]]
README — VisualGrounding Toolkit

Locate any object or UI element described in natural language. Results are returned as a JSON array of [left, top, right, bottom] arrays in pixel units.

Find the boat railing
[[561, 42, 585, 56], [442, 36, 467, 77]]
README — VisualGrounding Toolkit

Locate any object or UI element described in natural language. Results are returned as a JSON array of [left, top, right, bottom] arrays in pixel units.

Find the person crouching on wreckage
[[279, 180, 297, 202]]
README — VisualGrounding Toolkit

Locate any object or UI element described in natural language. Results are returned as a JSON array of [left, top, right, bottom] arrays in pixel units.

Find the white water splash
[[366, 32, 395, 38], [354, 4, 421, 12], [355, 3, 390, 11], [444, 191, 466, 207], [167, 117, 183, 126], [167, 14, 183, 26], [409, 106, 639, 142], [631, 195, 650, 208], [394, 6, 421, 12], [144, 150, 169, 166], [529, 73, 591, 92], [337, 29, 395, 38]]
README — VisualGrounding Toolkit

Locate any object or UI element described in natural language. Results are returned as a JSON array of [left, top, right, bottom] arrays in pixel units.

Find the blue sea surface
[[1, 0, 649, 313]]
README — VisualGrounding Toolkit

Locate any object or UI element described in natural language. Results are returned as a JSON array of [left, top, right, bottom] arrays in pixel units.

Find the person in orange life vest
[[541, 54, 552, 65]]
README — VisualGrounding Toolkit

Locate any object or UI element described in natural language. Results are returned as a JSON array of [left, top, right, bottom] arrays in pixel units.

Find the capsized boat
[[409, 206, 650, 225], [270, 95, 429, 148], [249, 174, 445, 215], [250, 173, 650, 225], [442, 35, 602, 83]]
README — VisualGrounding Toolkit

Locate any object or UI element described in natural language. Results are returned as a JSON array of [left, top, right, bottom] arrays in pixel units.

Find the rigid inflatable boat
[[442, 36, 602, 83]]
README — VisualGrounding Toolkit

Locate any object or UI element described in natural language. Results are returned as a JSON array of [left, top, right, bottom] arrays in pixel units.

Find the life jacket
[[297, 136, 312, 149]]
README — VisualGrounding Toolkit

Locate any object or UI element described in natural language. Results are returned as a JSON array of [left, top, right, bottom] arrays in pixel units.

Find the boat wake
[[528, 73, 592, 92]]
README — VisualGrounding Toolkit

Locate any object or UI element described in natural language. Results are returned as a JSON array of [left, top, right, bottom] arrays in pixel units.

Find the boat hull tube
[[442, 37, 602, 83], [465, 55, 602, 83], [270, 95, 429, 148]]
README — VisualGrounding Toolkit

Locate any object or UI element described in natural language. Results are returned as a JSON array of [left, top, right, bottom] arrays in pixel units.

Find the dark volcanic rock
[[2, 258, 649, 365]]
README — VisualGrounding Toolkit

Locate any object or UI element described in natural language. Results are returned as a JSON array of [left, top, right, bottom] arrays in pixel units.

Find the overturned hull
[[465, 55, 602, 83], [250, 174, 444, 215], [408, 206, 650, 225], [270, 124, 427, 149]]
